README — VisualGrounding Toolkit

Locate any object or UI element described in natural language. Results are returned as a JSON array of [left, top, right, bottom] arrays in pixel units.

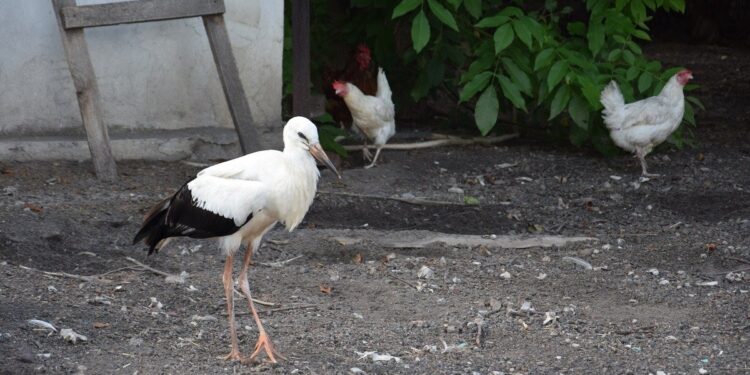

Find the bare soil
[[1, 43, 749, 374]]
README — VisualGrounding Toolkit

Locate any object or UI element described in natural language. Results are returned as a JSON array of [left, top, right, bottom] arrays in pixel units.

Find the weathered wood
[[52, 0, 118, 181], [291, 0, 310, 117], [62, 0, 225, 29], [202, 14, 261, 153]]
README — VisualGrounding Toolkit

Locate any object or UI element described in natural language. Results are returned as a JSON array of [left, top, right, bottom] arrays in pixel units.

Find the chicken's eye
[[297, 132, 308, 142]]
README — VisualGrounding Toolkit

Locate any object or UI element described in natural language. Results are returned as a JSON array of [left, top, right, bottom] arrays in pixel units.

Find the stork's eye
[[297, 132, 308, 142]]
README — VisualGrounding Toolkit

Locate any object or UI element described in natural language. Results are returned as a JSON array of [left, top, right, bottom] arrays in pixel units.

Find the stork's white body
[[134, 117, 339, 363], [188, 147, 319, 255]]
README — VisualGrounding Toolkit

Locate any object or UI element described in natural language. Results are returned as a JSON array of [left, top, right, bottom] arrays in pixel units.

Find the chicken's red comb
[[332, 80, 346, 88]]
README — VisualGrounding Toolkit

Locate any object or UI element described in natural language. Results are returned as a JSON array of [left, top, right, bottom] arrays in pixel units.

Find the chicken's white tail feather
[[600, 81, 624, 115], [376, 67, 392, 102], [600, 80, 624, 129]]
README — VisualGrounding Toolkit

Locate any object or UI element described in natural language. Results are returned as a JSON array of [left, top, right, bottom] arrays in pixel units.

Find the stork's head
[[676, 69, 693, 86], [283, 117, 341, 178]]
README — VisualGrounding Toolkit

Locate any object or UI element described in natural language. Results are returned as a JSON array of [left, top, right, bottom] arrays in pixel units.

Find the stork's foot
[[364, 161, 377, 169], [245, 331, 285, 364], [223, 349, 243, 361], [641, 172, 660, 178]]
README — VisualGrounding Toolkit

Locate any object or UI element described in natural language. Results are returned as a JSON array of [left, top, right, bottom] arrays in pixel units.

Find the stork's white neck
[[273, 146, 320, 230]]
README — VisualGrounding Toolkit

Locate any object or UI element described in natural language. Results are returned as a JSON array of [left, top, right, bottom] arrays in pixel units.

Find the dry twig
[[124, 257, 174, 278], [343, 133, 518, 151], [258, 255, 303, 268], [386, 273, 419, 290], [19, 265, 137, 283], [317, 191, 463, 206]]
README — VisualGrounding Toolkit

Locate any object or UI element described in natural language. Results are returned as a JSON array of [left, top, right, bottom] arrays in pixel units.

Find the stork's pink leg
[[238, 246, 284, 364], [222, 255, 242, 361]]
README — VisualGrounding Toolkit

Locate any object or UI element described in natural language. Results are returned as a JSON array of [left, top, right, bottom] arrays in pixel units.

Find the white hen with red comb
[[333, 67, 395, 168], [600, 69, 693, 176]]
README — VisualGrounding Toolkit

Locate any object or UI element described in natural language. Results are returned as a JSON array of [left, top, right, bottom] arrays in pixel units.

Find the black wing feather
[[133, 181, 253, 255]]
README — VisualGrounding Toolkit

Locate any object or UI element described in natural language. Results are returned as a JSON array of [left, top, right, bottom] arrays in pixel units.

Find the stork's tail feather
[[375, 67, 392, 102], [132, 197, 171, 255]]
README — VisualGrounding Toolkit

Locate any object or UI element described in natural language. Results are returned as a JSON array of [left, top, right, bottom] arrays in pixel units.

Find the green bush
[[287, 0, 702, 154]]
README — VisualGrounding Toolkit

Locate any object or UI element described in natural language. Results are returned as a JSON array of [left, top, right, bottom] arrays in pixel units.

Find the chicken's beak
[[309, 143, 341, 179]]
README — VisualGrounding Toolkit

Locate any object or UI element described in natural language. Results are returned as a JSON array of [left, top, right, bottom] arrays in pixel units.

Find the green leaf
[[411, 10, 431, 53], [464, 195, 480, 205], [549, 85, 571, 120], [637, 72, 653, 92], [512, 19, 532, 49], [645, 61, 661, 72], [474, 85, 499, 136], [547, 60, 568, 91], [622, 49, 635, 64], [633, 29, 651, 40], [459, 71, 492, 102], [578, 75, 602, 108], [493, 24, 515, 54], [607, 49, 622, 62], [686, 95, 706, 111], [568, 94, 590, 129], [392, 0, 422, 19], [318, 125, 348, 157], [463, 0, 482, 19], [427, 0, 459, 31], [626, 66, 639, 80], [534, 48, 555, 71], [501, 57, 532, 95], [461, 53, 493, 84], [497, 75, 527, 111], [630, 0, 646, 22], [587, 18, 605, 56], [615, 0, 629, 11], [475, 14, 509, 28], [567, 21, 586, 36], [498, 6, 524, 18], [446, 0, 462, 10], [626, 41, 642, 55]]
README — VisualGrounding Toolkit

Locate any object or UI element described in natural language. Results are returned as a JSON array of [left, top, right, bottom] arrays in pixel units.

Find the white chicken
[[600, 69, 693, 176], [332, 67, 395, 169]]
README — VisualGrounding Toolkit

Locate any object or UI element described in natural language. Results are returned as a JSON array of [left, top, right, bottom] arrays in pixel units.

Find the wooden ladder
[[52, 0, 261, 181]]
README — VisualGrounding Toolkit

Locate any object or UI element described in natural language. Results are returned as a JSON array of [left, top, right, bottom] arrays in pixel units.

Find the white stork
[[133, 117, 340, 363]]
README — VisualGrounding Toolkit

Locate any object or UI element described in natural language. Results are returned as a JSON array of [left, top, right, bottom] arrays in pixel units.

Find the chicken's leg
[[361, 139, 373, 161], [238, 244, 284, 363], [364, 146, 383, 169], [637, 148, 659, 177], [222, 255, 242, 361]]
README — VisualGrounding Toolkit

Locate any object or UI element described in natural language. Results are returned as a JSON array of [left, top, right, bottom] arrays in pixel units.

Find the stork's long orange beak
[[309, 143, 341, 179]]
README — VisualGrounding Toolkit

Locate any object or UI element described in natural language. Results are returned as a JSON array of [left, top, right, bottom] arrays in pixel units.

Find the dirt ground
[[1, 43, 749, 374]]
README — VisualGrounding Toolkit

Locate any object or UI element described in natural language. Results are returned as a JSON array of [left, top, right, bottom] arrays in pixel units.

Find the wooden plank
[[202, 14, 261, 154], [62, 0, 225, 29], [291, 0, 310, 117], [52, 0, 118, 181]]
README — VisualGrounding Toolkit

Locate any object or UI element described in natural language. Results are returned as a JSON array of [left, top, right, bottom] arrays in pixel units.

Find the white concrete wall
[[0, 0, 283, 136]]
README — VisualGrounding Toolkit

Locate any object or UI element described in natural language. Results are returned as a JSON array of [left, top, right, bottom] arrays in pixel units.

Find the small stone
[[659, 279, 670, 285], [647, 268, 660, 276], [448, 187, 464, 194], [417, 265, 434, 279], [499, 271, 511, 279]]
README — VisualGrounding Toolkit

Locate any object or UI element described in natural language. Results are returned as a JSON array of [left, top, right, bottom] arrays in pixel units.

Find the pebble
[[448, 187, 464, 194], [499, 271, 511, 279]]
